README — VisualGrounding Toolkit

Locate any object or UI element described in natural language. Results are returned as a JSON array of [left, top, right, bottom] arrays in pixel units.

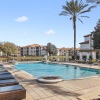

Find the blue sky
[[0, 0, 100, 48]]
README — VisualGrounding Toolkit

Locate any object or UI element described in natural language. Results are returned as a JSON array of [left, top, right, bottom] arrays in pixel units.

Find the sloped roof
[[58, 47, 80, 50], [79, 41, 89, 44], [21, 44, 42, 48], [84, 34, 92, 37], [31, 44, 41, 47]]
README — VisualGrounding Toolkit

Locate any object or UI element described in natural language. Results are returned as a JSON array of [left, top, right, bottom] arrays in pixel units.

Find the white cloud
[[45, 29, 55, 35], [15, 16, 28, 22]]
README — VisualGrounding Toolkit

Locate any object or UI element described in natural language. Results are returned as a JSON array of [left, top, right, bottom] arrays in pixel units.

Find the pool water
[[15, 62, 99, 80]]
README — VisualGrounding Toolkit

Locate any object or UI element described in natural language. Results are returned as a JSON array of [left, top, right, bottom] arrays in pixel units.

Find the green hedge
[[0, 56, 66, 62]]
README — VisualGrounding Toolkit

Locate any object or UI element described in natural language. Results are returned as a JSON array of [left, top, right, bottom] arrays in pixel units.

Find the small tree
[[0, 42, 19, 56], [47, 43, 57, 56]]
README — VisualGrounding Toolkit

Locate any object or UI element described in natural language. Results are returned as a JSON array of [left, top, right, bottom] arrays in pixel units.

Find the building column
[[79, 52, 82, 61], [66, 51, 69, 62], [0, 51, 2, 56], [86, 52, 89, 61], [92, 51, 96, 60], [57, 58, 60, 61]]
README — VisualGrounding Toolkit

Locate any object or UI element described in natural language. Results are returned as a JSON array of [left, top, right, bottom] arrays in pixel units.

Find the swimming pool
[[15, 62, 99, 80]]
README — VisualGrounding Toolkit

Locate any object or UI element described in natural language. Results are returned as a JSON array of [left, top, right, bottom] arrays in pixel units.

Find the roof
[[21, 44, 42, 48], [84, 34, 92, 37], [79, 49, 100, 52], [79, 41, 89, 44], [59, 47, 80, 50], [76, 48, 80, 50], [31, 44, 41, 47], [59, 48, 71, 50]]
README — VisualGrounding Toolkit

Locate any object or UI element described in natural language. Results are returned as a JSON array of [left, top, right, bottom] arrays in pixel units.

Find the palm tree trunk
[[73, 16, 76, 60]]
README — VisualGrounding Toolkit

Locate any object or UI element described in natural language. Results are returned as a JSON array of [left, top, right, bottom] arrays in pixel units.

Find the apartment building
[[79, 33, 99, 60], [21, 44, 47, 56], [57, 47, 80, 56], [79, 33, 93, 59], [21, 44, 80, 57], [79, 34, 93, 50]]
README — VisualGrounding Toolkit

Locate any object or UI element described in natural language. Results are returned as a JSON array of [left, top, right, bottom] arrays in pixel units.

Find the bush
[[93, 59, 97, 62]]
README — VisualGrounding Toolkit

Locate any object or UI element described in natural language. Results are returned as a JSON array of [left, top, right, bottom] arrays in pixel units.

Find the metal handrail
[[80, 63, 94, 77], [80, 61, 100, 78]]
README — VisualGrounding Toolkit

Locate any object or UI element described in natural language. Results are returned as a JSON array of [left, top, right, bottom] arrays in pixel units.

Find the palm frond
[[80, 5, 96, 14], [80, 16, 90, 18], [79, 4, 89, 12], [88, 5, 96, 10], [66, 2, 74, 15], [63, 5, 73, 15], [60, 0, 96, 25], [59, 11, 69, 16], [78, 18, 83, 23], [97, 1, 100, 4], [70, 17, 73, 20]]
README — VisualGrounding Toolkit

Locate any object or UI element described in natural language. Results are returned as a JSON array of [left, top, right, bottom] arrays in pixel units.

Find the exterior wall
[[28, 47, 31, 55], [21, 46, 47, 56], [33, 48, 36, 56], [80, 44, 90, 50], [81, 52, 87, 56], [59, 50, 67, 56], [80, 34, 95, 59], [35, 47, 41, 56], [22, 48, 27, 56], [81, 35, 93, 50], [84, 37, 89, 41], [89, 35, 93, 50], [90, 35, 93, 50], [58, 49, 80, 56], [57, 49, 60, 56], [76, 51, 80, 56], [41, 50, 46, 56]]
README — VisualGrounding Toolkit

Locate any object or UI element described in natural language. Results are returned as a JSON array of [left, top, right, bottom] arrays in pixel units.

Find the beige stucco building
[[79, 33, 100, 61], [21, 44, 47, 56]]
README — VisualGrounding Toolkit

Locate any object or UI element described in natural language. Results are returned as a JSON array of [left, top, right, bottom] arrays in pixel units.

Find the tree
[[47, 43, 57, 56], [60, 0, 95, 60], [92, 19, 100, 49], [0, 42, 19, 56]]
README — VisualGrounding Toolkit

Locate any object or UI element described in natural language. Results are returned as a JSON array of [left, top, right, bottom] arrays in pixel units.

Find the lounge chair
[[0, 64, 4, 67], [0, 67, 6, 70], [0, 64, 8, 71], [0, 85, 26, 100], [0, 68, 8, 72], [0, 71, 11, 75], [0, 74, 14, 80], [0, 79, 19, 87]]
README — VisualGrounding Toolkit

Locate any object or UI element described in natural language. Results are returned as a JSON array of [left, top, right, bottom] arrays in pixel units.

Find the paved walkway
[[3, 63, 100, 100]]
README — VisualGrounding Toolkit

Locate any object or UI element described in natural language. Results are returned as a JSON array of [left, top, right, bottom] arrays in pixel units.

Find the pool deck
[[3, 62, 100, 100]]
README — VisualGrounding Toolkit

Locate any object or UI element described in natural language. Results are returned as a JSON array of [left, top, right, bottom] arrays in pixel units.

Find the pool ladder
[[80, 62, 100, 78]]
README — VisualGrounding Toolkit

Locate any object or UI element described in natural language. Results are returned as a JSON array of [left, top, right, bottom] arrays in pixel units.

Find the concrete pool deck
[[2, 62, 100, 100]]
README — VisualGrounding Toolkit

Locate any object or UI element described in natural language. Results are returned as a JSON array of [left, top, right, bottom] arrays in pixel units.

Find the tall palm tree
[[60, 0, 95, 60]]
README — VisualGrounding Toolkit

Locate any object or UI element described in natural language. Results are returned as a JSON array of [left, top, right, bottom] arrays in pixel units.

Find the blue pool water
[[15, 62, 99, 80]]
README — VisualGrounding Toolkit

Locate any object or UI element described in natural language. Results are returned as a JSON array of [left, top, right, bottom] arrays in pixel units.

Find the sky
[[0, 0, 100, 48]]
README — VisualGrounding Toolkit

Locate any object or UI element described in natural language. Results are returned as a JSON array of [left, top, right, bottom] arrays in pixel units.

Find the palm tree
[[60, 0, 95, 60]]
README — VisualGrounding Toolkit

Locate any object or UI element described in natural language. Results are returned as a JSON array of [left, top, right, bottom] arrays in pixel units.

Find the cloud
[[45, 29, 55, 35], [15, 16, 28, 22]]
